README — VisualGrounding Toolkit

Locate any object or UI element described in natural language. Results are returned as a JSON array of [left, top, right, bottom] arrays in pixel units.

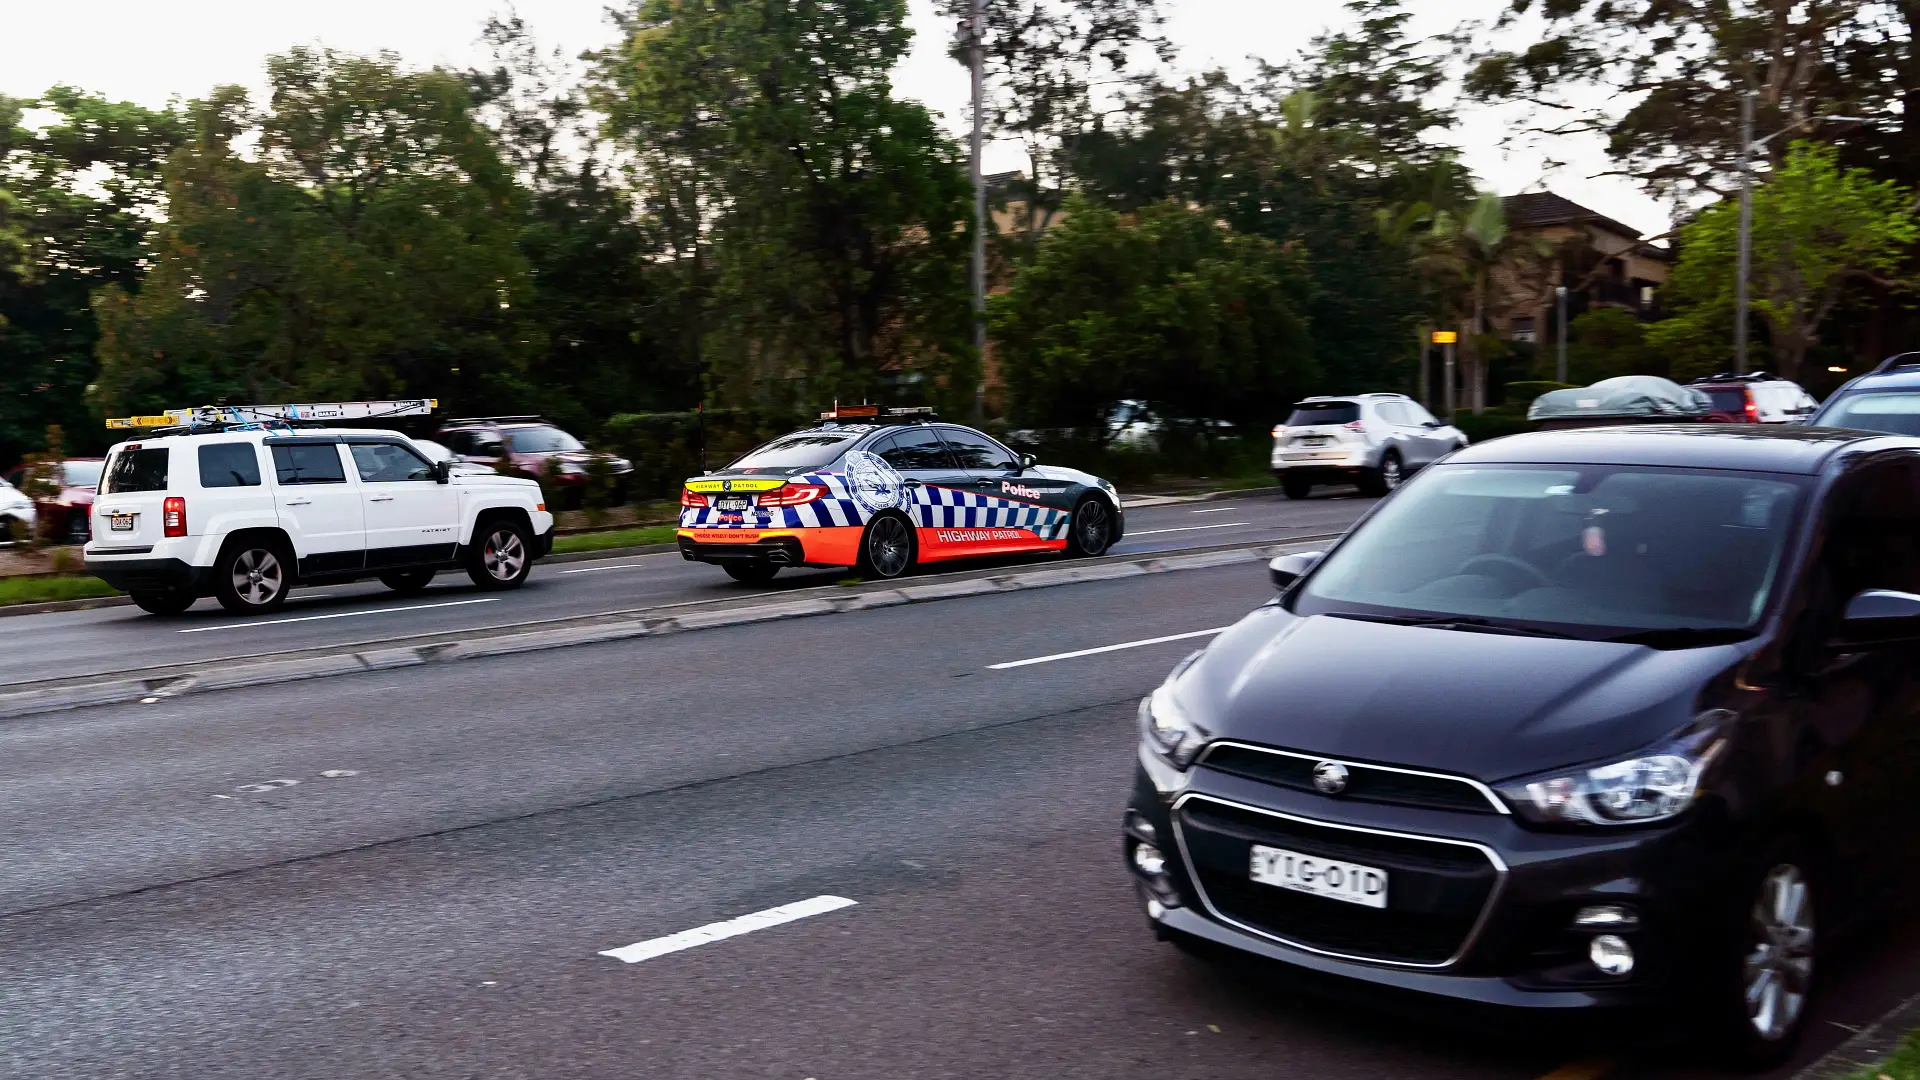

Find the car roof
[[1831, 369, 1920, 393], [1296, 393, 1405, 402], [1448, 424, 1905, 475]]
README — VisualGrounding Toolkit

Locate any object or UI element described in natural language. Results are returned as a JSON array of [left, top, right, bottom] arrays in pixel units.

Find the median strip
[[0, 538, 1331, 720]]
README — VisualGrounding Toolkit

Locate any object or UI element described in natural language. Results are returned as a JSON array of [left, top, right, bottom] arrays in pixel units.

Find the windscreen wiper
[[1604, 627, 1755, 648], [1325, 612, 1577, 639]]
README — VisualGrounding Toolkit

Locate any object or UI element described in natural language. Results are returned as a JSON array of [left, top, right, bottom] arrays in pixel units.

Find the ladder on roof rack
[[107, 399, 438, 430]]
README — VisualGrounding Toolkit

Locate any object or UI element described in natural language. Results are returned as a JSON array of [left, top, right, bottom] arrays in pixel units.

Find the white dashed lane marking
[[987, 627, 1228, 670], [559, 559, 656, 575], [600, 896, 859, 964], [1125, 522, 1248, 536], [175, 597, 502, 633]]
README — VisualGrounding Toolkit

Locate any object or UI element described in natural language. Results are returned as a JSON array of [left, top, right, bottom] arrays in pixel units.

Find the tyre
[[855, 513, 915, 580], [722, 562, 780, 584], [1359, 451, 1403, 497], [130, 588, 197, 616], [1705, 838, 1819, 1070], [1066, 496, 1115, 557], [1281, 473, 1313, 500], [214, 540, 292, 615], [379, 568, 436, 595], [467, 517, 533, 590]]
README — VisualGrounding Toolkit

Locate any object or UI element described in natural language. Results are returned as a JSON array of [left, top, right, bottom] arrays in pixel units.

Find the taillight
[[163, 496, 187, 537], [681, 488, 708, 508], [1744, 392, 1759, 421], [1271, 425, 1286, 440], [1343, 420, 1367, 431], [760, 483, 827, 507]]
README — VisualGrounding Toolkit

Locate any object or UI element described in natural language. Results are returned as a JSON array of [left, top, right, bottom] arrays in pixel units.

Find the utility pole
[[1734, 89, 1755, 376], [1555, 285, 1569, 384], [1432, 330, 1458, 420], [968, 0, 988, 423]]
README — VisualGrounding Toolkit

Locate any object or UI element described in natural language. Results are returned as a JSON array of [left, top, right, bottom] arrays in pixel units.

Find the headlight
[[558, 462, 587, 476], [1498, 713, 1731, 826], [1140, 681, 1210, 770]]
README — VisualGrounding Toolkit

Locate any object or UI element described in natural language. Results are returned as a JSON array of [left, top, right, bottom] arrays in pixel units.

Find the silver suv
[[1270, 394, 1467, 499]]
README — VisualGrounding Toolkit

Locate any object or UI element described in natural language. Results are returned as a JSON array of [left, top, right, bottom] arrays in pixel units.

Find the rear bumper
[[676, 526, 861, 569], [1272, 445, 1377, 472], [85, 556, 214, 594]]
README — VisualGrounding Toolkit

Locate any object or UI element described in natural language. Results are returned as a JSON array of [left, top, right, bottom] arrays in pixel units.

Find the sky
[[0, 0, 1668, 237]]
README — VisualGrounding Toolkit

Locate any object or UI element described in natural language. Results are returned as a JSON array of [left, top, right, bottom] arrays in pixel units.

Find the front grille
[[1199, 743, 1500, 815], [1175, 795, 1502, 967]]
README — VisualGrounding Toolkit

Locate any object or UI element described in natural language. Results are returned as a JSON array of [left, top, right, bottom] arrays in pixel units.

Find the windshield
[[1816, 391, 1920, 437], [726, 431, 858, 472], [501, 426, 585, 453], [1293, 463, 1805, 636], [60, 460, 104, 488]]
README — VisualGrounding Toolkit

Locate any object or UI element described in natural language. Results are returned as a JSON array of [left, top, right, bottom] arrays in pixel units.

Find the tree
[[1419, 193, 1554, 413], [92, 49, 536, 420], [1263, 0, 1455, 168], [1563, 306, 1663, 384], [1647, 141, 1917, 381], [593, 0, 974, 415], [990, 199, 1317, 436], [0, 89, 185, 465]]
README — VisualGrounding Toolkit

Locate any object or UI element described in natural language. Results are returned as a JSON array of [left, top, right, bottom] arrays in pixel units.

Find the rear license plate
[[1249, 844, 1388, 909], [1302, 436, 1330, 446], [715, 496, 751, 511], [109, 514, 135, 532]]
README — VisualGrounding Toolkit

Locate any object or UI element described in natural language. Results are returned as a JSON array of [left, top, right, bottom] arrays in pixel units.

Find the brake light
[[1271, 425, 1286, 440], [681, 488, 708, 508], [760, 483, 827, 507], [1343, 420, 1366, 431], [1744, 392, 1759, 421], [163, 496, 187, 537]]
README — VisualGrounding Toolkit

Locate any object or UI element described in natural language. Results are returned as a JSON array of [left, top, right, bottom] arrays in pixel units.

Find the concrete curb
[[0, 540, 1312, 720], [1789, 991, 1920, 1080]]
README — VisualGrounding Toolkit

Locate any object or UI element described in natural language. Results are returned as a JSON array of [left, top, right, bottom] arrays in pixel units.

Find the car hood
[[452, 472, 540, 490], [1027, 464, 1109, 489], [1177, 605, 1747, 782]]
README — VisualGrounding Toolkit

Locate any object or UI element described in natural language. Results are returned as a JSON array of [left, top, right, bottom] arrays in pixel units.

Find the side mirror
[[433, 460, 453, 484], [1422, 420, 1443, 429], [1836, 589, 1920, 646], [1269, 551, 1323, 591], [1019, 453, 1037, 470]]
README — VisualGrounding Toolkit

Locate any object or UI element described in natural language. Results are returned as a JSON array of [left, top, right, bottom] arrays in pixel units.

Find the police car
[[678, 405, 1123, 582], [84, 401, 554, 616]]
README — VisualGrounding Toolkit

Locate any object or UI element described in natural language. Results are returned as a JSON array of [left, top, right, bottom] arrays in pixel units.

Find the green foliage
[[1561, 307, 1663, 383], [1453, 406, 1532, 444], [91, 49, 537, 420], [1503, 380, 1576, 403], [548, 525, 678, 554], [1648, 142, 1918, 381], [602, 408, 805, 498], [990, 199, 1316, 434], [0, 574, 121, 608]]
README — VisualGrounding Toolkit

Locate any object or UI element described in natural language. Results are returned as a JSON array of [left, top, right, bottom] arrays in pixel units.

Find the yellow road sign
[[1431, 330, 1458, 344]]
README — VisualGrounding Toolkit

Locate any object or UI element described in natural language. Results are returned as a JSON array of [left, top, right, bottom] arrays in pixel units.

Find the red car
[[436, 417, 632, 509], [3, 458, 103, 545]]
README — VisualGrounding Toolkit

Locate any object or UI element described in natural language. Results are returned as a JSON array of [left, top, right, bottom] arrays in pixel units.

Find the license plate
[[109, 514, 135, 532], [1249, 844, 1388, 909], [715, 496, 751, 511], [1302, 436, 1329, 446]]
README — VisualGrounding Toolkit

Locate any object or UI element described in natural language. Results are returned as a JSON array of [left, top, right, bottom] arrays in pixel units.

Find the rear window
[[272, 443, 347, 485], [1285, 402, 1360, 426], [102, 447, 170, 494], [1699, 386, 1748, 414], [198, 443, 262, 488], [726, 431, 858, 472], [1817, 391, 1920, 437]]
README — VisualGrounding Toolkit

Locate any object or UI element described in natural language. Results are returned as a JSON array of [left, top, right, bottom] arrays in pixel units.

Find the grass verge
[[551, 524, 679, 555], [1850, 1028, 1920, 1080], [0, 575, 121, 608]]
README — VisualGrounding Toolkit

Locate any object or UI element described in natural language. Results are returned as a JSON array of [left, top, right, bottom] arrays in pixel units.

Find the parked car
[[1808, 352, 1920, 436], [1689, 372, 1818, 423], [0, 476, 36, 544], [1528, 376, 1713, 430], [3, 457, 103, 544], [1128, 423, 1920, 1068], [1270, 394, 1466, 499], [436, 417, 632, 509]]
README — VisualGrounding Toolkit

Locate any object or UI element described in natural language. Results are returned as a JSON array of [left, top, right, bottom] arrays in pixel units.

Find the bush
[[601, 407, 806, 501], [1454, 406, 1533, 444]]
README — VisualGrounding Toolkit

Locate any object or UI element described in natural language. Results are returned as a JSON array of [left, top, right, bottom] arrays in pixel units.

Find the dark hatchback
[[1124, 425, 1920, 1067]]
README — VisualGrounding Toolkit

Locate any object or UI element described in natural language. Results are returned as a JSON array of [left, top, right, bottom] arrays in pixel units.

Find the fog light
[[1132, 842, 1167, 877], [1589, 934, 1634, 976], [1573, 905, 1639, 931], [1123, 810, 1158, 844]]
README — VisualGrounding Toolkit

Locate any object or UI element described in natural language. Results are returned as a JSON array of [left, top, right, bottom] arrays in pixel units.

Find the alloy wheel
[[1076, 500, 1110, 552], [868, 517, 911, 577], [1745, 864, 1814, 1041], [231, 548, 284, 607], [1382, 457, 1403, 490], [483, 528, 527, 582]]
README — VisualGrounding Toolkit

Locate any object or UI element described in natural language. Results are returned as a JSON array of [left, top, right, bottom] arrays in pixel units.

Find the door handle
[[903, 478, 923, 487], [370, 496, 394, 502], [975, 478, 996, 487], [286, 499, 312, 507]]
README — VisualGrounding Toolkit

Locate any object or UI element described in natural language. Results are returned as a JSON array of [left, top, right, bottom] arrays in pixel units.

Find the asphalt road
[[2, 558, 1916, 1079], [1, 488, 1373, 687]]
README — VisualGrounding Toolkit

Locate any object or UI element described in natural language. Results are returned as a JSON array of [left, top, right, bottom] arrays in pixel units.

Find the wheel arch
[[466, 505, 534, 548]]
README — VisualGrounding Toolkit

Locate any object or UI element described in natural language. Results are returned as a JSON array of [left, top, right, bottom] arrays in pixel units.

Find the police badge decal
[[842, 450, 910, 515]]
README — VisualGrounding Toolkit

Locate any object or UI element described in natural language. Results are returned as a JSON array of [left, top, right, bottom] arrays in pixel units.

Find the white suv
[[84, 428, 554, 615], [1271, 393, 1468, 499]]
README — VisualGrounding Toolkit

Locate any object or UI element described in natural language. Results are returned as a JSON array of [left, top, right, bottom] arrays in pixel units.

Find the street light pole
[[1555, 285, 1568, 384], [1734, 89, 1755, 375], [968, 0, 988, 423]]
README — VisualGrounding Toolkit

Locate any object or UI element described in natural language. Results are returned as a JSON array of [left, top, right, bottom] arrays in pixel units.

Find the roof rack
[[441, 415, 547, 426], [1694, 371, 1776, 383], [107, 399, 437, 434], [817, 403, 938, 424], [1869, 352, 1920, 376]]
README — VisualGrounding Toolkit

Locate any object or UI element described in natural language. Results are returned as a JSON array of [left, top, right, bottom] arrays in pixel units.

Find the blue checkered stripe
[[679, 471, 1070, 539]]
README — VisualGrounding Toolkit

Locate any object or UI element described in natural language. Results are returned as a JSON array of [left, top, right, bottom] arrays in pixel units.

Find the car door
[[935, 425, 1072, 557], [1371, 400, 1422, 466], [347, 438, 459, 568], [870, 428, 968, 527], [268, 439, 366, 576], [1399, 400, 1455, 464]]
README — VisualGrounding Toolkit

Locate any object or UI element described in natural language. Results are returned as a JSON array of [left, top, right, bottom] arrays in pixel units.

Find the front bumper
[[1124, 749, 1730, 1012]]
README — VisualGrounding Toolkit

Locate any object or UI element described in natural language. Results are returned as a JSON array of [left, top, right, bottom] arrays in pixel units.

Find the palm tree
[[1418, 193, 1552, 414]]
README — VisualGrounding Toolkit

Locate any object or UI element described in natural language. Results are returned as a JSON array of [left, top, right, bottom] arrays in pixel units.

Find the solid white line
[[176, 597, 503, 634], [559, 559, 655, 574], [1189, 505, 1239, 513], [988, 627, 1228, 670], [1126, 522, 1248, 536], [599, 895, 858, 964]]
